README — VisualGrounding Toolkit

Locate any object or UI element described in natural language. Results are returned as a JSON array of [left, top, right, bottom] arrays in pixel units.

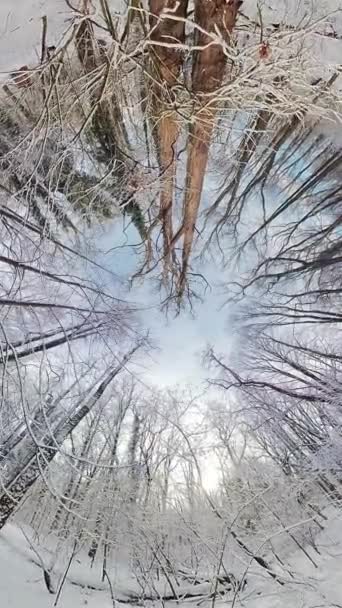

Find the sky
[[94, 216, 236, 387]]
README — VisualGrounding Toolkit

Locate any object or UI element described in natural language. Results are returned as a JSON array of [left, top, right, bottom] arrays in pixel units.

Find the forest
[[0, 1, 341, 607]]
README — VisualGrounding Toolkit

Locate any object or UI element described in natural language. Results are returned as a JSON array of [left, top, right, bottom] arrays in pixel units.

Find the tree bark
[[149, 0, 189, 273], [0, 345, 140, 529], [176, 0, 242, 297]]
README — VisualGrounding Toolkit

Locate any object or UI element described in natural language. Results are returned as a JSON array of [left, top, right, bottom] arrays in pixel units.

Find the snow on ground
[[0, 0, 69, 75], [246, 508, 342, 608], [1, 0, 341, 76], [0, 528, 112, 607], [0, 0, 126, 76], [1, 509, 342, 607]]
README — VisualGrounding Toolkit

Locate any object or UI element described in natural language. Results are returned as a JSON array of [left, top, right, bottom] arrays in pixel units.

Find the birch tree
[[0, 343, 142, 528]]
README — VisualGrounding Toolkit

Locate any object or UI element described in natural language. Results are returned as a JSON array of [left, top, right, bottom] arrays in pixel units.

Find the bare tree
[[0, 343, 142, 529]]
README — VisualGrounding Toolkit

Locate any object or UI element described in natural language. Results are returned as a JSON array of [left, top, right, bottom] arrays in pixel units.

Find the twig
[[19, 525, 55, 594], [103, 569, 116, 608], [41, 16, 48, 64], [54, 539, 78, 606], [2, 85, 32, 121]]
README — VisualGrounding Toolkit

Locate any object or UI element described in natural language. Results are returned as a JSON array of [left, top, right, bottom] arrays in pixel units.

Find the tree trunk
[[175, 0, 241, 297], [149, 0, 189, 273], [89, 394, 132, 565], [0, 345, 140, 529]]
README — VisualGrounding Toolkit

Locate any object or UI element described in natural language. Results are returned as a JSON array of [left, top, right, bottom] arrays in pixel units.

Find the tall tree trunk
[[0, 392, 67, 466], [175, 0, 242, 297], [89, 392, 132, 565], [52, 414, 100, 537], [0, 345, 140, 529], [149, 0, 189, 274], [51, 473, 76, 536], [128, 412, 141, 505]]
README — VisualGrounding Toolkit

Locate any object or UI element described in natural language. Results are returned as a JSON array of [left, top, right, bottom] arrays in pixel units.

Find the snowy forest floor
[[0, 527, 108, 608], [1, 509, 342, 608]]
